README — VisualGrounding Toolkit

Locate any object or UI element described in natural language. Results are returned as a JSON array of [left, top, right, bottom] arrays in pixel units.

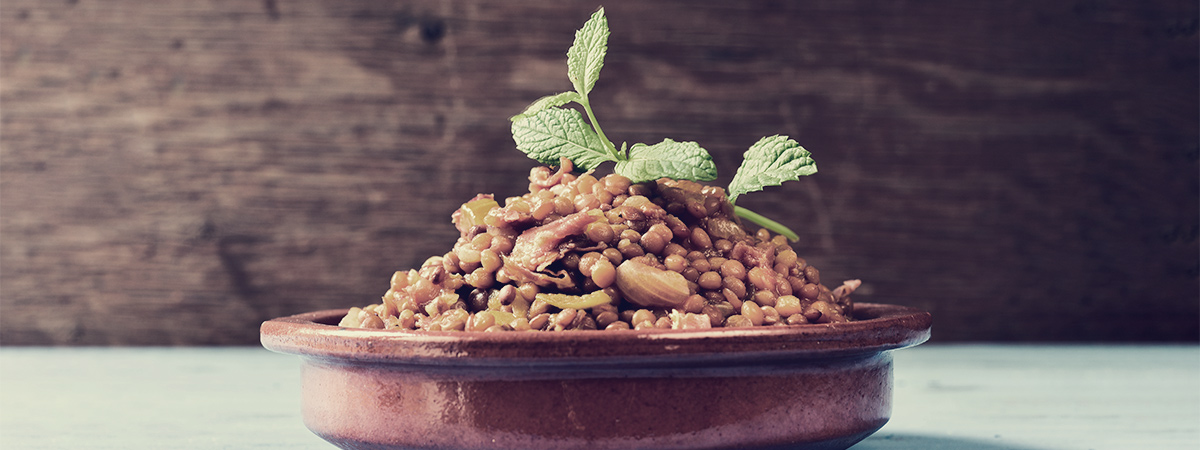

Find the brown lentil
[[341, 167, 856, 332], [698, 271, 723, 290]]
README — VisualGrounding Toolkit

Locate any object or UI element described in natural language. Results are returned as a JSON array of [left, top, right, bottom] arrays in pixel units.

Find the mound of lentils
[[340, 159, 860, 332]]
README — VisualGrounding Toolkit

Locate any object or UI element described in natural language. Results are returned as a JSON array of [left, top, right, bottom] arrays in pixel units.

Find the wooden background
[[2, 0, 1196, 345]]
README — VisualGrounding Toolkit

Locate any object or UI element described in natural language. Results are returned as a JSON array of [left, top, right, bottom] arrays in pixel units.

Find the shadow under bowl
[[261, 303, 931, 450]]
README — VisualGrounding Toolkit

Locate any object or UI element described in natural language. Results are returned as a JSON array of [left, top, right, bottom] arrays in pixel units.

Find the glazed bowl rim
[[261, 303, 931, 367]]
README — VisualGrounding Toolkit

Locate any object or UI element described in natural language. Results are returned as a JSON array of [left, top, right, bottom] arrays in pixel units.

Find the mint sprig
[[510, 7, 818, 241], [728, 135, 817, 204]]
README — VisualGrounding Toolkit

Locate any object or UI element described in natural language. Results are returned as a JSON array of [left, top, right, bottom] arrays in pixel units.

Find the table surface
[[1, 344, 1197, 450]]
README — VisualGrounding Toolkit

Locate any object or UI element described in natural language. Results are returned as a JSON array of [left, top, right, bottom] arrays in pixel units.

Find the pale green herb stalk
[[511, 7, 817, 241]]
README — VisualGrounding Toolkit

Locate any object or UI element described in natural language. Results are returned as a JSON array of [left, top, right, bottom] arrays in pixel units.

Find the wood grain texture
[[2, 0, 1196, 344]]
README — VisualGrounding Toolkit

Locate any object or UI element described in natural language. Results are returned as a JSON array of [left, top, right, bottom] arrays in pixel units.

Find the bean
[[741, 301, 765, 326], [596, 190, 614, 205], [776, 249, 798, 269], [664, 243, 688, 257], [788, 276, 807, 294], [722, 288, 743, 309], [726, 315, 754, 328], [707, 257, 727, 270], [480, 249, 502, 272], [528, 312, 550, 330], [563, 253, 581, 270], [690, 258, 711, 273], [604, 174, 632, 196], [719, 259, 746, 280], [595, 311, 619, 328], [554, 308, 578, 329], [578, 252, 602, 277], [804, 265, 821, 285], [495, 284, 518, 305], [576, 173, 597, 194], [698, 271, 723, 290], [753, 289, 777, 307], [681, 267, 700, 283], [466, 267, 494, 289], [554, 196, 575, 215], [602, 247, 624, 265], [619, 309, 637, 323], [775, 295, 803, 317], [640, 227, 667, 254], [602, 286, 623, 303], [786, 313, 809, 325], [704, 290, 725, 304], [655, 317, 673, 329], [701, 305, 725, 327], [774, 274, 793, 296], [761, 305, 781, 325], [490, 235, 515, 254], [724, 277, 747, 299], [518, 283, 540, 301], [683, 294, 707, 314], [747, 267, 775, 291], [606, 321, 631, 330], [629, 183, 654, 197], [361, 312, 385, 329], [799, 283, 820, 300], [618, 240, 645, 259], [755, 228, 771, 241], [690, 227, 712, 250], [620, 228, 642, 243], [457, 247, 482, 265], [591, 257, 616, 288], [664, 254, 688, 273], [585, 221, 615, 244], [774, 262, 792, 277], [634, 321, 657, 330], [665, 215, 690, 240], [631, 309, 656, 327]]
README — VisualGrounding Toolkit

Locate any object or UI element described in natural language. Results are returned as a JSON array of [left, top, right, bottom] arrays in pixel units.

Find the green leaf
[[510, 91, 581, 121], [566, 8, 609, 96], [511, 108, 615, 170], [615, 139, 718, 183], [727, 135, 817, 204]]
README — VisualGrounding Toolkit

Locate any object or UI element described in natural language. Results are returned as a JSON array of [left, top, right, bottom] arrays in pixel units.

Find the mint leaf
[[615, 139, 718, 183], [727, 135, 816, 204], [566, 8, 609, 96], [511, 108, 615, 170], [511, 91, 581, 121]]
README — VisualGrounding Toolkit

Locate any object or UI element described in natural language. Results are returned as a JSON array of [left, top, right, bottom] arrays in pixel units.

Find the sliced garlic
[[615, 260, 690, 308]]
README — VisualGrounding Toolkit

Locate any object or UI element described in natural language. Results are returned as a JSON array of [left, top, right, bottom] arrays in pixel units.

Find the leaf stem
[[578, 94, 620, 160], [733, 206, 800, 242]]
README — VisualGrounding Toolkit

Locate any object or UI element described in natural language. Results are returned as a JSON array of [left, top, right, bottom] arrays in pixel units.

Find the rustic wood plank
[[1, 0, 1196, 344]]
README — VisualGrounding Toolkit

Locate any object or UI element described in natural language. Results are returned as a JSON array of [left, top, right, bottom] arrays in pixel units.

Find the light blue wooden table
[[2, 345, 1197, 449]]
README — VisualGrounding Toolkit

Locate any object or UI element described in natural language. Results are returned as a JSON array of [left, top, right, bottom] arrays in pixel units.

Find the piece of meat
[[506, 210, 599, 272]]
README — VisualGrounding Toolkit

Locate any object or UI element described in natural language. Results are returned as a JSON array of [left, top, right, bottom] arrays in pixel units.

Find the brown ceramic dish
[[261, 302, 930, 450]]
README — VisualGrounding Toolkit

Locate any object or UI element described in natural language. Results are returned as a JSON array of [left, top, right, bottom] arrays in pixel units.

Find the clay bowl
[[261, 302, 931, 450]]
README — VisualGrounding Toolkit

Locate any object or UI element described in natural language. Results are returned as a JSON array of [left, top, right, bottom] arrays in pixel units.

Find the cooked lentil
[[339, 162, 858, 331]]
